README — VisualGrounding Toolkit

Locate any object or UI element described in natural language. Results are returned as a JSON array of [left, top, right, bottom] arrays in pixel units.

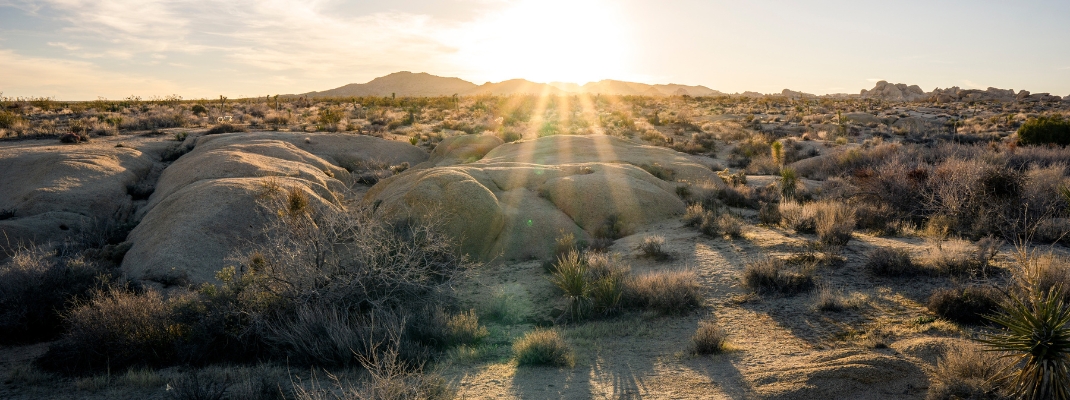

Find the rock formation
[[366, 135, 721, 261], [859, 81, 927, 102], [121, 132, 428, 283]]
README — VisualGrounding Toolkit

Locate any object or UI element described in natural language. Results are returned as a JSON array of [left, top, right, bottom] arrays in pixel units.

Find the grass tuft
[[514, 329, 574, 367]]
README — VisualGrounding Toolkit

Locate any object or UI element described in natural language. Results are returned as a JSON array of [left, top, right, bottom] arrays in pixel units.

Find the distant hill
[[303, 71, 477, 97], [302, 72, 723, 98], [465, 79, 565, 96]]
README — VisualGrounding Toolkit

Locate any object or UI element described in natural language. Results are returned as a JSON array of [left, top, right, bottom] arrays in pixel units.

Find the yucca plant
[[980, 287, 1070, 400], [779, 167, 798, 201], [549, 251, 591, 320]]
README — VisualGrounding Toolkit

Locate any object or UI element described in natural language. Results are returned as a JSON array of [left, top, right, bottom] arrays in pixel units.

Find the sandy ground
[[439, 218, 1007, 399]]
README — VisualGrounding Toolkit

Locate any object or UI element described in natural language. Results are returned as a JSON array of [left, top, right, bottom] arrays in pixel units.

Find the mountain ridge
[[298, 73, 1067, 102]]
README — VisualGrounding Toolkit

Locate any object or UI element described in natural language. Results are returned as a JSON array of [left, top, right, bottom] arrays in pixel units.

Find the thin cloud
[[46, 41, 80, 51], [0, 49, 184, 99]]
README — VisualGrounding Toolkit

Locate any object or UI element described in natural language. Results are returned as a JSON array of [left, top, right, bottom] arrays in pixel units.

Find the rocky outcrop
[[0, 142, 158, 253], [781, 89, 817, 99], [366, 135, 720, 261], [860, 81, 927, 102], [421, 134, 504, 167], [122, 132, 428, 283], [929, 86, 1018, 103]]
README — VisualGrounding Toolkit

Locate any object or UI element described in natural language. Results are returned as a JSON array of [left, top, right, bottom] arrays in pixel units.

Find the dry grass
[[513, 329, 575, 367], [39, 286, 179, 374], [624, 269, 704, 314], [0, 246, 118, 344], [927, 286, 1003, 325], [814, 201, 855, 246], [638, 235, 671, 261], [924, 238, 999, 277], [691, 320, 728, 355], [742, 258, 814, 295], [864, 247, 920, 276], [811, 284, 864, 312], [927, 343, 1010, 400]]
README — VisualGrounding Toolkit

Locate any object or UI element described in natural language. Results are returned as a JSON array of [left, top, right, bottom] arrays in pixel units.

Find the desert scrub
[[513, 329, 574, 367], [1017, 115, 1070, 146], [548, 251, 629, 320], [683, 204, 742, 238], [623, 269, 703, 314], [485, 285, 524, 324], [925, 238, 999, 277], [927, 342, 1010, 400], [0, 247, 118, 344], [638, 235, 671, 261], [927, 286, 1003, 325], [981, 286, 1070, 400], [779, 201, 815, 233], [864, 247, 920, 276], [39, 287, 180, 374], [205, 122, 246, 135], [811, 284, 862, 312], [814, 201, 855, 246], [742, 258, 814, 295], [692, 320, 728, 355]]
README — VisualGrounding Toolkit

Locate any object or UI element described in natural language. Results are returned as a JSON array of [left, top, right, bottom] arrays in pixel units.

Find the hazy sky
[[2, 0, 1068, 100]]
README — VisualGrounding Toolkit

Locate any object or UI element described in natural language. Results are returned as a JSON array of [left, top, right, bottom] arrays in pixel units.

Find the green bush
[[1018, 115, 1070, 146], [0, 111, 20, 129], [981, 287, 1070, 400], [513, 329, 574, 367]]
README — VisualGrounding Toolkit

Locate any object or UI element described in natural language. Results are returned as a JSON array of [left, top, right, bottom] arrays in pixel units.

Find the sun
[[447, 0, 633, 84]]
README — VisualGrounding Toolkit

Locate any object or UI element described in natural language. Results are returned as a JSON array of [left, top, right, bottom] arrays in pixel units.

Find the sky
[[1, 0, 1069, 100]]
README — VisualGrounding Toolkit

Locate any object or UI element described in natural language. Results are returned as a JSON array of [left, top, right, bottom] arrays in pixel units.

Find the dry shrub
[[864, 247, 920, 277], [548, 251, 629, 320], [292, 336, 455, 400], [261, 305, 407, 367], [0, 247, 117, 344], [692, 320, 728, 355], [684, 204, 742, 238], [683, 203, 712, 227], [442, 309, 488, 347], [40, 287, 179, 374], [624, 270, 703, 314], [927, 286, 1003, 325], [812, 284, 862, 312], [1015, 253, 1070, 303], [513, 329, 574, 367], [853, 202, 898, 235], [742, 258, 814, 295], [779, 201, 815, 233], [758, 201, 780, 225], [927, 343, 1010, 400], [814, 201, 856, 246], [553, 231, 579, 260], [716, 214, 744, 238], [926, 238, 999, 277], [638, 235, 671, 261], [205, 123, 246, 135], [166, 370, 230, 400]]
